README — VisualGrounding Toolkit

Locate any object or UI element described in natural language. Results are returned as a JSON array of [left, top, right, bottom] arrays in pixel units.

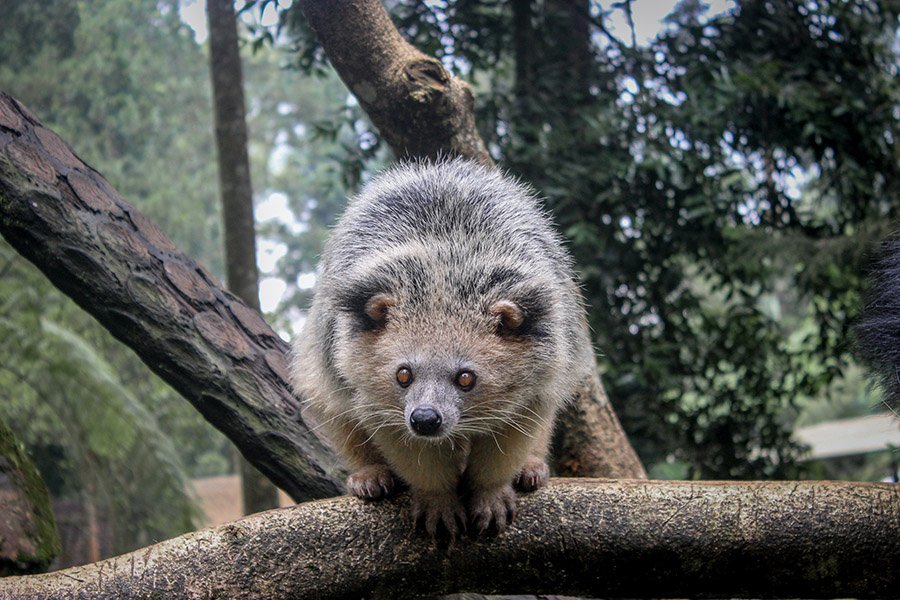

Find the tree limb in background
[[0, 91, 343, 502], [298, 0, 491, 164], [3, 479, 897, 599], [298, 0, 646, 479]]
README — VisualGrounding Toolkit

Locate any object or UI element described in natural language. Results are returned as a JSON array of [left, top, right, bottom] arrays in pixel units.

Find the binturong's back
[[292, 158, 593, 538]]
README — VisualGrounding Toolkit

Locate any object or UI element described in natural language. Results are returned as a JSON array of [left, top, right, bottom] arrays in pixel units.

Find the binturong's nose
[[409, 406, 443, 436]]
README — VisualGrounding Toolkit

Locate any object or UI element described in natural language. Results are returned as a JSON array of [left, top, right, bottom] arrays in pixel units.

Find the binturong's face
[[332, 288, 560, 443]]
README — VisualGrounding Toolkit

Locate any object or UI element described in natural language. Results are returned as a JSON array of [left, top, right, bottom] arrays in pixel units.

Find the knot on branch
[[404, 58, 451, 104]]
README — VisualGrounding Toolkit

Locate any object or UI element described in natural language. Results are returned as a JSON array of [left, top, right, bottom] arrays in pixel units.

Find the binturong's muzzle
[[409, 406, 443, 436]]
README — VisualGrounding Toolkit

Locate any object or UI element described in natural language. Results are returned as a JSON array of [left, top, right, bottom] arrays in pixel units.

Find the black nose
[[409, 406, 442, 436]]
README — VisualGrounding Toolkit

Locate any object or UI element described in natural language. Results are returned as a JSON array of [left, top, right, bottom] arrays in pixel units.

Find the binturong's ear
[[364, 293, 396, 326], [490, 299, 525, 334]]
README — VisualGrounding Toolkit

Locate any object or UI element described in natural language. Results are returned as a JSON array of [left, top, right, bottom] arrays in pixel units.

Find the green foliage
[[0, 242, 201, 552], [272, 0, 899, 479], [0, 0, 223, 273]]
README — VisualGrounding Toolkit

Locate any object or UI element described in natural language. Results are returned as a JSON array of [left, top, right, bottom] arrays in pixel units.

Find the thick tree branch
[[0, 92, 343, 502], [2, 479, 897, 599]]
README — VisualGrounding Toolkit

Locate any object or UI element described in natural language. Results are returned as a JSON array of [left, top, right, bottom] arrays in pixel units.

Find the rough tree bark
[[206, 0, 280, 515], [2, 479, 897, 599], [298, 0, 491, 164], [0, 91, 343, 502], [298, 0, 646, 480]]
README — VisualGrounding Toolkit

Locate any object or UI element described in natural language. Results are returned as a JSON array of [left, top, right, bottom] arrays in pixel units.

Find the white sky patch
[[269, 143, 291, 174], [257, 191, 308, 235], [297, 272, 317, 290], [258, 1, 282, 28], [257, 239, 288, 273], [259, 277, 287, 313], [253, 192, 309, 235], [606, 1, 736, 45], [256, 192, 291, 222], [179, 0, 208, 44]]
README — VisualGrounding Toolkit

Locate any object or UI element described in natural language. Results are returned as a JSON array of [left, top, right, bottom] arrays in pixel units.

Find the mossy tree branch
[[0, 418, 60, 575]]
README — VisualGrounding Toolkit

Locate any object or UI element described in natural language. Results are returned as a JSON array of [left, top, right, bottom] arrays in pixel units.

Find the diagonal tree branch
[[0, 91, 343, 502], [2, 479, 897, 599], [298, 0, 491, 165]]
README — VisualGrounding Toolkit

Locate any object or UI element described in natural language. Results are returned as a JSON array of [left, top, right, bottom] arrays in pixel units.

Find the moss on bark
[[0, 418, 61, 575]]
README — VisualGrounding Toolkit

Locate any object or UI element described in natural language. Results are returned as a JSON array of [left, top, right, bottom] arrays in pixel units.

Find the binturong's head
[[304, 159, 594, 444], [335, 288, 557, 442]]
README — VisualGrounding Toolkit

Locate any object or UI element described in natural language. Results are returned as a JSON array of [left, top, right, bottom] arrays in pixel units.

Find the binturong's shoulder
[[857, 237, 900, 413]]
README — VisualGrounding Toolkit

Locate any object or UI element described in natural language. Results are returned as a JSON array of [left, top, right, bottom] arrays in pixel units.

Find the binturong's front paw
[[347, 464, 397, 500], [468, 484, 517, 536], [513, 455, 550, 492], [411, 490, 467, 540]]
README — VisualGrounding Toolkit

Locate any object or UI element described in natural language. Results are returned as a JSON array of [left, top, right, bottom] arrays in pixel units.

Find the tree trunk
[[2, 479, 896, 599], [553, 372, 646, 478], [206, 0, 280, 516], [0, 91, 343, 502]]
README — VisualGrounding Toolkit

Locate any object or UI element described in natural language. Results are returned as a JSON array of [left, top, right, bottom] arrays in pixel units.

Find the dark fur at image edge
[[857, 238, 900, 413]]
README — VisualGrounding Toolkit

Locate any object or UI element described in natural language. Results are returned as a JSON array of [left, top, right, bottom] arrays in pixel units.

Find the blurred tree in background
[[0, 0, 221, 557]]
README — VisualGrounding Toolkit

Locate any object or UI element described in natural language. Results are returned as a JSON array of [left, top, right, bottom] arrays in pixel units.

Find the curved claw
[[468, 484, 517, 536], [347, 464, 397, 500], [411, 490, 467, 540], [513, 456, 550, 493]]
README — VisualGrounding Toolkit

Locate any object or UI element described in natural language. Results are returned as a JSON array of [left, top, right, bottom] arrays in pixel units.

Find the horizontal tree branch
[[2, 479, 897, 599], [0, 91, 344, 502]]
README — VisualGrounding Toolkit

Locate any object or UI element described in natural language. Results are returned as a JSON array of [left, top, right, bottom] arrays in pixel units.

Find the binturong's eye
[[396, 367, 413, 387], [455, 370, 477, 391]]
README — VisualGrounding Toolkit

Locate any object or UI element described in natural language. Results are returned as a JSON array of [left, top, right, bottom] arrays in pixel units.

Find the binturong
[[292, 158, 594, 538]]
